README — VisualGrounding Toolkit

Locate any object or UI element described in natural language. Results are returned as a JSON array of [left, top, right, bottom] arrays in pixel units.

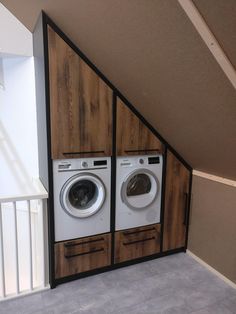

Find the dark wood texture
[[116, 98, 164, 156], [47, 26, 112, 159], [115, 224, 161, 263], [55, 233, 111, 279], [163, 150, 190, 251]]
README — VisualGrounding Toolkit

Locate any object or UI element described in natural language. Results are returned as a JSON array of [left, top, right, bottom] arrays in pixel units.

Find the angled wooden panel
[[163, 150, 190, 251], [116, 98, 164, 156], [48, 26, 112, 159]]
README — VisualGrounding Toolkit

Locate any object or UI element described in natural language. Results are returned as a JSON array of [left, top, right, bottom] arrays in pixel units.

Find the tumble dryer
[[53, 157, 111, 241], [116, 155, 163, 231]]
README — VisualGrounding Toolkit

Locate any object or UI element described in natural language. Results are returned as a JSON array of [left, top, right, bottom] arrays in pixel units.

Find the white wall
[[0, 3, 32, 57], [0, 57, 39, 197]]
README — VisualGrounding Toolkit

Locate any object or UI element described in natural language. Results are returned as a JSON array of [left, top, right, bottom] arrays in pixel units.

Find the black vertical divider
[[110, 92, 117, 265], [160, 146, 167, 252], [42, 14, 56, 288], [185, 170, 193, 250]]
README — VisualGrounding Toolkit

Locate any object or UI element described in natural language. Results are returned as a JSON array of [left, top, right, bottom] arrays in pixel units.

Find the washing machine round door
[[60, 173, 106, 218], [121, 169, 159, 210]]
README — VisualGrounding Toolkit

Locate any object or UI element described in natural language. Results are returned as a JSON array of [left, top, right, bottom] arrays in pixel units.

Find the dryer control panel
[[118, 155, 162, 169]]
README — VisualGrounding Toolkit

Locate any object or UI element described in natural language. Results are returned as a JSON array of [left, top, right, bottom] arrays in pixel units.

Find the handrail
[[0, 178, 48, 203]]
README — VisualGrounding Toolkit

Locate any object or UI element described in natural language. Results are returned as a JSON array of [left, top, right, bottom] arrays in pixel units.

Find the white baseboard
[[187, 250, 236, 289]]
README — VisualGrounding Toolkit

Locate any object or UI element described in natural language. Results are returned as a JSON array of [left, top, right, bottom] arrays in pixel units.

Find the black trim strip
[[160, 146, 167, 253], [185, 170, 193, 249], [41, 11, 192, 172], [123, 237, 155, 246], [64, 237, 104, 247], [41, 13, 56, 289], [123, 227, 156, 236], [110, 92, 117, 265], [65, 248, 104, 258]]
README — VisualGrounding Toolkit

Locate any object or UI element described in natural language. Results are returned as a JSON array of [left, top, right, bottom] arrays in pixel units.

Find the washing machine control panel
[[56, 157, 109, 172]]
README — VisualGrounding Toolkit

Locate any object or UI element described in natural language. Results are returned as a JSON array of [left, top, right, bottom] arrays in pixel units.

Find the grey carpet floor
[[1, 253, 236, 314]]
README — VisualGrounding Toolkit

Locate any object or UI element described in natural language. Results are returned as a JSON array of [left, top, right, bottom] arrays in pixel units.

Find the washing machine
[[53, 157, 111, 242], [116, 155, 163, 231]]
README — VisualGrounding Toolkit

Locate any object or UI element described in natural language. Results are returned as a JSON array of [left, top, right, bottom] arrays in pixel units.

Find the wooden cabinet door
[[163, 150, 190, 251], [55, 233, 111, 279], [115, 224, 161, 263], [116, 98, 164, 156], [48, 26, 112, 159]]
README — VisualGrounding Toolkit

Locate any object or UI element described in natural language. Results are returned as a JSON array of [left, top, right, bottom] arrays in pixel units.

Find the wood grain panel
[[55, 233, 111, 279], [115, 224, 161, 263], [48, 26, 112, 159], [163, 150, 190, 251], [116, 98, 164, 156]]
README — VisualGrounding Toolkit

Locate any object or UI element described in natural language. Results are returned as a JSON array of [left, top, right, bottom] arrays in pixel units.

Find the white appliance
[[116, 155, 163, 231], [53, 157, 111, 241]]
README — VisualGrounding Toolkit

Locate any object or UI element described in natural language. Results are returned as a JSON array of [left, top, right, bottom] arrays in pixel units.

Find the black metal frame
[[34, 11, 193, 288]]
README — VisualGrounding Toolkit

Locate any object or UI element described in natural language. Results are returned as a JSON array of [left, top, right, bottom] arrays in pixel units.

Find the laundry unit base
[[54, 233, 111, 279], [53, 246, 185, 286]]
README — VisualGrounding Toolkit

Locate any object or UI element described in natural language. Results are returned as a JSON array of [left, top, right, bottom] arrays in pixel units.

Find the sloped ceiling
[[2, 0, 236, 180]]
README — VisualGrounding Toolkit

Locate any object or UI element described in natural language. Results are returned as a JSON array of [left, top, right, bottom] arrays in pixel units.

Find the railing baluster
[[27, 200, 33, 291], [0, 203, 6, 298], [13, 201, 20, 294], [0, 182, 48, 300], [41, 199, 46, 287]]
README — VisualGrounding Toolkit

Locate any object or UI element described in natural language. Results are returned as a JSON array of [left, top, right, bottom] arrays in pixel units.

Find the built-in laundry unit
[[34, 12, 192, 288]]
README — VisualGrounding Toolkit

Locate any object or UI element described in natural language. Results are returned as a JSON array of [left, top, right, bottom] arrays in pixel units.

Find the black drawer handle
[[63, 150, 105, 156], [124, 149, 159, 153], [183, 193, 189, 225], [123, 227, 156, 236], [123, 236, 156, 246], [64, 237, 104, 248], [64, 248, 104, 259]]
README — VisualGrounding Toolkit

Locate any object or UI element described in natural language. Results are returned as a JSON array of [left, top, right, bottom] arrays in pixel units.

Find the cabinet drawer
[[55, 233, 111, 279], [115, 224, 161, 263]]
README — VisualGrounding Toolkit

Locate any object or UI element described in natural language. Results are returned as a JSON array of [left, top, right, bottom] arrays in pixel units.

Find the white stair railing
[[0, 180, 48, 300]]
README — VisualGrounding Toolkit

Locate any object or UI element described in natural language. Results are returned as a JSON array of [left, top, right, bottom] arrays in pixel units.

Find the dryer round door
[[60, 173, 106, 218], [121, 169, 159, 210]]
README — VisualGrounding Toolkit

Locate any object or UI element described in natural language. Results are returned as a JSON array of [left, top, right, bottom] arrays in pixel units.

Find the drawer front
[[55, 233, 111, 279], [115, 224, 161, 263]]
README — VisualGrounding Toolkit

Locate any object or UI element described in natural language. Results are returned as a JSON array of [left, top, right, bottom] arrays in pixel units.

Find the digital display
[[94, 160, 107, 166], [148, 157, 160, 164]]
